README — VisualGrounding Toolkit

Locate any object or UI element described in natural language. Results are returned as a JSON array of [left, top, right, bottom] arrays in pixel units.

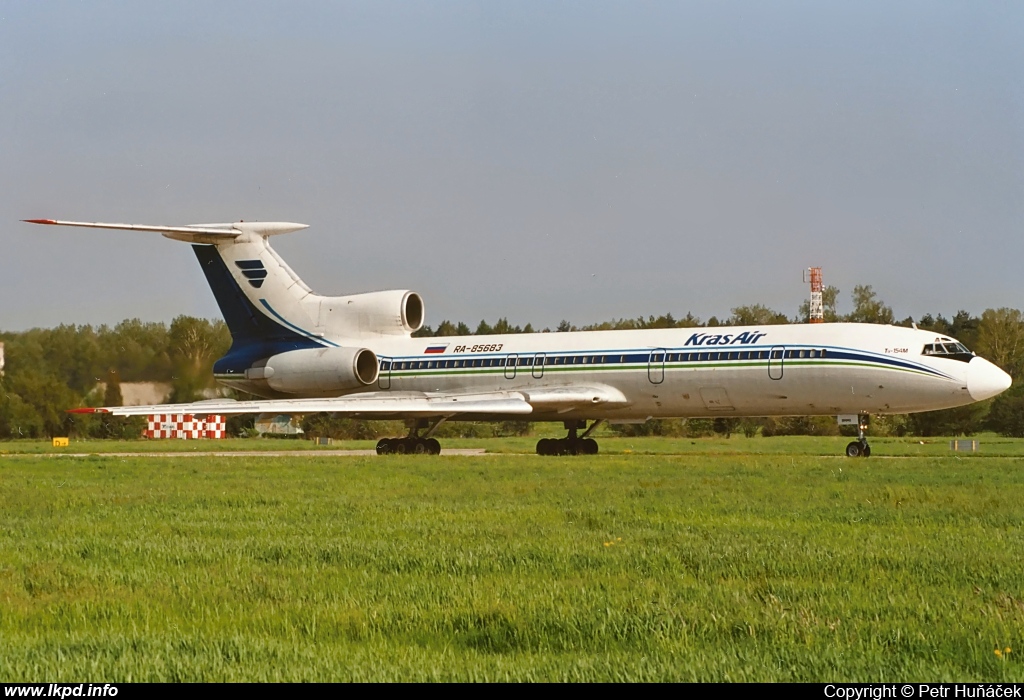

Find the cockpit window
[[922, 342, 974, 362]]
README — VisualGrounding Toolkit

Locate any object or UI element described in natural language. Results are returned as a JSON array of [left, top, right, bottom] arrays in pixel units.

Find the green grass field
[[4, 432, 1024, 457], [2, 439, 1023, 681]]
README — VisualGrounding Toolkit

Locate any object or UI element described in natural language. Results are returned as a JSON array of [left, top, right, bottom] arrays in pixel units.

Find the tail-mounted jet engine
[[316, 290, 424, 338], [247, 347, 380, 396]]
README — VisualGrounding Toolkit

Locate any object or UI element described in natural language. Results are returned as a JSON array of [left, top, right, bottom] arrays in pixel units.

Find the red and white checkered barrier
[[144, 414, 226, 439]]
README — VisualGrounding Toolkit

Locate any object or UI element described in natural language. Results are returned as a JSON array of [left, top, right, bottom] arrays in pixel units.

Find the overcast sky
[[2, 1, 1022, 332]]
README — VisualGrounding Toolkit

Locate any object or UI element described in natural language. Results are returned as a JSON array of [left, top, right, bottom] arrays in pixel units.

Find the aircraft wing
[[68, 385, 630, 419]]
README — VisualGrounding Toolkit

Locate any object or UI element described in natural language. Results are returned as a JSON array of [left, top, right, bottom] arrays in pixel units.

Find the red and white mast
[[806, 267, 824, 323]]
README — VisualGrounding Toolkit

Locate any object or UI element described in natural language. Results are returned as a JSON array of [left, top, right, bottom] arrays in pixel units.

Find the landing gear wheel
[[845, 441, 863, 458], [538, 425, 601, 456], [377, 435, 441, 455], [537, 438, 572, 456], [862, 444, 871, 458]]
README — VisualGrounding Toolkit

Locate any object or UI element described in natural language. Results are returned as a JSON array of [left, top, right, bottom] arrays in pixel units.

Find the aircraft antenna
[[805, 267, 824, 323]]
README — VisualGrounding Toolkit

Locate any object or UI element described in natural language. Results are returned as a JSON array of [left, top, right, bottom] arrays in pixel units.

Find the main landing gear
[[376, 436, 441, 455], [376, 418, 444, 456], [536, 420, 603, 456], [845, 414, 871, 458]]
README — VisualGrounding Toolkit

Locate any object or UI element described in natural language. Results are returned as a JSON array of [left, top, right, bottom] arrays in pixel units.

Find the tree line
[[2, 285, 1022, 439], [0, 317, 229, 439]]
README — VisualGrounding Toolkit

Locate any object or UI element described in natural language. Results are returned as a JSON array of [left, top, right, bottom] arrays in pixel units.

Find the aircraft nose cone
[[967, 357, 1012, 401]]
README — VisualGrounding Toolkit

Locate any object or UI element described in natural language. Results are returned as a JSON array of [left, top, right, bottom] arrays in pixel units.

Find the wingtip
[[23, 219, 57, 225], [67, 407, 108, 414]]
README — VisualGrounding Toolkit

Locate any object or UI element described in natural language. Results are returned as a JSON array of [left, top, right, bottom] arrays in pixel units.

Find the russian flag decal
[[424, 344, 448, 354]]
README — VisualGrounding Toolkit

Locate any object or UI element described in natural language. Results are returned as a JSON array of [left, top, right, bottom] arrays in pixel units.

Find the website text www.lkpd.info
[[5, 686, 117, 698]]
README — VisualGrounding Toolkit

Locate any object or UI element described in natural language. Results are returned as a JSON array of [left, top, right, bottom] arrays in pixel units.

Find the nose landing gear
[[844, 414, 871, 458]]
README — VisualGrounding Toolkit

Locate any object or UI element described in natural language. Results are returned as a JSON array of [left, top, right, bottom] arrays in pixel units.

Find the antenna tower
[[806, 267, 824, 323]]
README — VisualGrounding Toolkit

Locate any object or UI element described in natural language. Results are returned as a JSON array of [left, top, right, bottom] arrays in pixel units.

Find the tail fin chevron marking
[[234, 259, 269, 287]]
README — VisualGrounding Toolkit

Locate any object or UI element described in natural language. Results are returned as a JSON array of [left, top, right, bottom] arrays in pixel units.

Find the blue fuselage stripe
[[258, 299, 339, 348], [379, 345, 954, 380]]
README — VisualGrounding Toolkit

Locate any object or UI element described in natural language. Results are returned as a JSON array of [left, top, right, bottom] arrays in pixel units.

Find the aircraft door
[[648, 348, 666, 384], [532, 353, 545, 379], [768, 346, 785, 380], [505, 353, 518, 379], [378, 356, 392, 389]]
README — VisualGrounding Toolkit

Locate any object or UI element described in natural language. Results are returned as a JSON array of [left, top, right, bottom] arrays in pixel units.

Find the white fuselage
[[222, 322, 1002, 422]]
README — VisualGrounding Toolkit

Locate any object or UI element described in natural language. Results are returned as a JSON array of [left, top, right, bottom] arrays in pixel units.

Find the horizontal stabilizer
[[24, 219, 309, 243]]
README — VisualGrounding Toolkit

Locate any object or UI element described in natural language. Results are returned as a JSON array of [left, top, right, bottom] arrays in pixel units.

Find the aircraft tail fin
[[24, 217, 420, 379], [24, 217, 328, 360]]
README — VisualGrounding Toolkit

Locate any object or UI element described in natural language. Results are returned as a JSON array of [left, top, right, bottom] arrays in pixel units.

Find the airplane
[[24, 218, 1012, 457]]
